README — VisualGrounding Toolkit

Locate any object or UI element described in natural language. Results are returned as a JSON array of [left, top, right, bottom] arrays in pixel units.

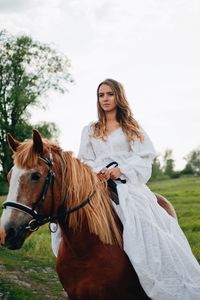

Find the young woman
[[77, 78, 200, 299]]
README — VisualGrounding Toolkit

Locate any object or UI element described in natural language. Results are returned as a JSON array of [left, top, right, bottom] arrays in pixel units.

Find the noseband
[[2, 153, 95, 232]]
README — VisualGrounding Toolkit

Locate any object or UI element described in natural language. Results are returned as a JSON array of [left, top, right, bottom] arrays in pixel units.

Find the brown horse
[[0, 130, 176, 300]]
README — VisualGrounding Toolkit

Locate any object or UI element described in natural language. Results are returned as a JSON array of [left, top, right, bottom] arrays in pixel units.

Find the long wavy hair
[[91, 78, 144, 142]]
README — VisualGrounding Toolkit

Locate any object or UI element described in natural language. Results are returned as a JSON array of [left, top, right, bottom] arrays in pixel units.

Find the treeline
[[0, 30, 73, 194], [150, 148, 200, 181]]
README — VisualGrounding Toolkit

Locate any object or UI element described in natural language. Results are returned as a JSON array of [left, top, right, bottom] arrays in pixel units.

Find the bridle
[[2, 153, 95, 232]]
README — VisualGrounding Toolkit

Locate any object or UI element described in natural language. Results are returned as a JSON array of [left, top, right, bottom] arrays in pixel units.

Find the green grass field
[[149, 176, 200, 261], [0, 176, 199, 299]]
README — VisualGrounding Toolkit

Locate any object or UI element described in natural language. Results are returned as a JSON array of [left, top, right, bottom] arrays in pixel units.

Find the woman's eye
[[31, 172, 41, 181]]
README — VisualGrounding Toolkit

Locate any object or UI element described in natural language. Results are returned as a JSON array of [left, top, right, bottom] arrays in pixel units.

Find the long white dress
[[52, 124, 200, 300]]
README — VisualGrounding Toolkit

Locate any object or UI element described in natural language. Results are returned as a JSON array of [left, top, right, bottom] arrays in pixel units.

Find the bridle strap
[[2, 202, 39, 219], [32, 169, 54, 212], [2, 153, 96, 232], [58, 191, 95, 220], [68, 191, 95, 213], [2, 193, 96, 231]]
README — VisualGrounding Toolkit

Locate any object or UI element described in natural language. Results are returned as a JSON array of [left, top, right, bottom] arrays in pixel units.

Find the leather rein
[[2, 154, 95, 233]]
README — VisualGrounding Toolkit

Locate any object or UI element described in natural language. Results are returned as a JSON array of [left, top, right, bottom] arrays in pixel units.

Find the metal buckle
[[26, 219, 39, 232], [49, 222, 58, 233]]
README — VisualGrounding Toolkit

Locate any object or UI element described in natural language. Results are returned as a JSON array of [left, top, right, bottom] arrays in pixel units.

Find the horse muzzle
[[0, 220, 30, 250]]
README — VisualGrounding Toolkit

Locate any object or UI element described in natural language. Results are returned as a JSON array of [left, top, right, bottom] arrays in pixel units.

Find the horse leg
[[155, 193, 177, 220]]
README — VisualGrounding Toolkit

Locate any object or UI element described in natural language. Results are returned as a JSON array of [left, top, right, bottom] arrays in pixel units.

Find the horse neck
[[60, 152, 97, 214], [59, 152, 122, 248], [59, 217, 102, 256]]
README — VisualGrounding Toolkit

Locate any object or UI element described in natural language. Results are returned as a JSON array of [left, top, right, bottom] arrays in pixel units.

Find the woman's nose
[[102, 96, 109, 102]]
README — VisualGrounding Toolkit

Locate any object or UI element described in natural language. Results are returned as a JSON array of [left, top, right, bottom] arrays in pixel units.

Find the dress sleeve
[[78, 125, 96, 169], [119, 127, 156, 185]]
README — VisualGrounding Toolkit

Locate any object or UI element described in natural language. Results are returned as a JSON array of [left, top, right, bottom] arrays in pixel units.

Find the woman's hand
[[99, 167, 122, 181], [100, 168, 111, 181], [108, 167, 122, 180]]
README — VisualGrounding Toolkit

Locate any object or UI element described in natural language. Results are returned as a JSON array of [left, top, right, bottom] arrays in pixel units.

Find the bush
[[170, 171, 181, 179], [181, 163, 194, 175], [0, 176, 8, 195]]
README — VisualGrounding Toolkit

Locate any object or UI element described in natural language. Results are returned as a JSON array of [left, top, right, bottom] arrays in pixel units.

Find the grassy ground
[[148, 176, 200, 261], [0, 203, 66, 300], [0, 176, 199, 299]]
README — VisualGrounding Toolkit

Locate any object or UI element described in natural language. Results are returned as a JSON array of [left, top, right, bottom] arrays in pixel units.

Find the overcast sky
[[0, 0, 200, 169]]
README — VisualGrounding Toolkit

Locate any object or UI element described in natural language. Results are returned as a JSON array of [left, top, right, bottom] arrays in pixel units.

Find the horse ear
[[32, 129, 43, 154], [7, 133, 21, 152]]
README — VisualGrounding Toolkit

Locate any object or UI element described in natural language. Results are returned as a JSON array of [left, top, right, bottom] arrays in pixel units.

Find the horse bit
[[2, 153, 95, 233]]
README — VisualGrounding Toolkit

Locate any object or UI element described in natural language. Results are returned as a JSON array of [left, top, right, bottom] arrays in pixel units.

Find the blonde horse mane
[[13, 139, 122, 247]]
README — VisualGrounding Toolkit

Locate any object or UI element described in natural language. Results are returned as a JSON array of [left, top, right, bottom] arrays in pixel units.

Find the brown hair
[[91, 78, 143, 142]]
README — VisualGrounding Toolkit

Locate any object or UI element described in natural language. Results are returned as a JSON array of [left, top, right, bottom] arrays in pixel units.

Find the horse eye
[[31, 172, 41, 181]]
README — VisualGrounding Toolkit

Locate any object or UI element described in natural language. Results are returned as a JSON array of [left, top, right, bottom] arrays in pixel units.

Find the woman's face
[[98, 84, 117, 113]]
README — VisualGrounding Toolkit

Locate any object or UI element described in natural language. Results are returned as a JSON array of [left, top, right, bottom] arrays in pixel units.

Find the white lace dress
[[51, 125, 200, 300]]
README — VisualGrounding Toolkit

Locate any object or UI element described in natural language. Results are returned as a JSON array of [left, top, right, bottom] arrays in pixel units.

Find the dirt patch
[[0, 263, 67, 299]]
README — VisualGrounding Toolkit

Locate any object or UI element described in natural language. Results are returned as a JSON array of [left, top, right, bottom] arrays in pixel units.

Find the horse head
[[0, 129, 121, 253], [0, 130, 63, 249]]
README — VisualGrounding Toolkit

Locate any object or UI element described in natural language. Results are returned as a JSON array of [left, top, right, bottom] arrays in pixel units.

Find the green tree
[[0, 30, 73, 179], [181, 163, 194, 175], [151, 156, 163, 180], [163, 149, 175, 177], [184, 148, 200, 175]]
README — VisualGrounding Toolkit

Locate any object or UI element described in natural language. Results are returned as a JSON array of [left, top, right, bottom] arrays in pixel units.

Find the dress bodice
[[78, 124, 156, 184], [90, 127, 131, 159]]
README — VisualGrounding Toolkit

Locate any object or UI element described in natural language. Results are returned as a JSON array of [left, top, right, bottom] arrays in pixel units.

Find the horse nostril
[[3, 223, 26, 250], [5, 226, 17, 243]]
